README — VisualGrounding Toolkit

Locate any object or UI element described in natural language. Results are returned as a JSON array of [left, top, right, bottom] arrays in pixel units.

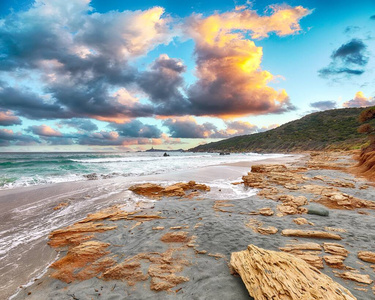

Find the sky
[[0, 0, 374, 152]]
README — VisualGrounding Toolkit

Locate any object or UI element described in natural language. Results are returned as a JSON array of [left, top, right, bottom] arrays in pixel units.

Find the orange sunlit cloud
[[186, 5, 311, 118], [343, 91, 375, 108]]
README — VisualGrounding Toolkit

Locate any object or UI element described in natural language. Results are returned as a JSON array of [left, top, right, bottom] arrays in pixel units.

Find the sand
[[4, 153, 375, 300]]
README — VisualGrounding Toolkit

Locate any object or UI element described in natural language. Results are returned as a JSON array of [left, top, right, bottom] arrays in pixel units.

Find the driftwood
[[230, 244, 356, 300]]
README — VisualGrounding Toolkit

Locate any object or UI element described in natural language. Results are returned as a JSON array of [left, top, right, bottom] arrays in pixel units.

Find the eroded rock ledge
[[230, 244, 356, 300]]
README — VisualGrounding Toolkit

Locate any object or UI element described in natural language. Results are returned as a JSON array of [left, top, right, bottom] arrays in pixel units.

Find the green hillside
[[190, 107, 372, 153]]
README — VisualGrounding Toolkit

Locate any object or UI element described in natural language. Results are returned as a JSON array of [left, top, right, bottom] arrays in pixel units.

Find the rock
[[129, 181, 210, 199], [256, 226, 278, 235], [324, 227, 347, 233], [323, 243, 349, 257], [230, 244, 356, 300], [279, 242, 322, 252], [129, 183, 164, 198], [334, 271, 373, 284], [83, 173, 98, 180], [281, 229, 342, 240], [242, 173, 266, 188], [358, 251, 375, 263], [50, 241, 112, 283], [53, 202, 69, 210], [258, 207, 274, 216], [324, 255, 346, 269], [295, 254, 324, 269], [251, 164, 288, 173], [293, 217, 314, 225], [318, 191, 375, 210], [160, 232, 189, 243], [245, 219, 278, 235], [305, 203, 330, 216]]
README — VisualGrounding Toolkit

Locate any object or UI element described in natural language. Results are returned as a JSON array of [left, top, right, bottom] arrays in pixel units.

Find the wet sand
[[4, 153, 375, 300]]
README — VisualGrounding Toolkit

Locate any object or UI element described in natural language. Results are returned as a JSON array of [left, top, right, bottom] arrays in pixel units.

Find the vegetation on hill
[[190, 108, 374, 153]]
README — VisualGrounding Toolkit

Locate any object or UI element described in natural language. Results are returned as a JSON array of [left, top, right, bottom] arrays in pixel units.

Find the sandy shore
[[5, 153, 375, 300]]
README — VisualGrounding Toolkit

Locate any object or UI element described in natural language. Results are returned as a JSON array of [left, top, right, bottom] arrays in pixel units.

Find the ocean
[[0, 151, 284, 190]]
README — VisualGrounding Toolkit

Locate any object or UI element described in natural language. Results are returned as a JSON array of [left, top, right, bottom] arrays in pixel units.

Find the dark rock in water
[[219, 152, 230, 155], [83, 173, 98, 180], [305, 204, 329, 216], [163, 152, 170, 157]]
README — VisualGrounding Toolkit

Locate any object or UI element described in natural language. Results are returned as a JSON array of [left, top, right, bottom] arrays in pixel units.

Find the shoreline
[[4, 152, 375, 299], [1, 153, 299, 300]]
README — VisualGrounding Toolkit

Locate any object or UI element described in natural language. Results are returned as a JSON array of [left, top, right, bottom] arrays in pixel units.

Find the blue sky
[[0, 0, 374, 151]]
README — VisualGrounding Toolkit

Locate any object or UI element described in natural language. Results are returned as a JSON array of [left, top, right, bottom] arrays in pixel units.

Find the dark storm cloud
[[309, 100, 337, 111], [59, 119, 98, 132], [137, 54, 190, 116], [0, 85, 71, 119], [319, 39, 369, 77], [0, 110, 22, 126], [111, 120, 162, 138], [0, 129, 40, 146], [0, 1, 170, 121]]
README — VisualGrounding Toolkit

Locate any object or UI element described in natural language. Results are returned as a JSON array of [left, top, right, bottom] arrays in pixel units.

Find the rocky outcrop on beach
[[128, 181, 210, 199], [230, 244, 356, 300]]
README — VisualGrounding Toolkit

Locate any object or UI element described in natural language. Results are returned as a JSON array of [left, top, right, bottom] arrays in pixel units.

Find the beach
[[2, 152, 375, 300]]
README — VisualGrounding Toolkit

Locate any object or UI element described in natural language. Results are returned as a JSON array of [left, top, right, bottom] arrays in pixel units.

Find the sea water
[[0, 152, 284, 189]]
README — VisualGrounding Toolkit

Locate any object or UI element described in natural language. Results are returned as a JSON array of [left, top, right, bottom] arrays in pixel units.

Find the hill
[[190, 107, 372, 153]]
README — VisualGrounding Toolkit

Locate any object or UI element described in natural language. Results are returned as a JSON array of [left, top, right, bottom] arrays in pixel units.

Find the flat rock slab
[[230, 244, 356, 300]]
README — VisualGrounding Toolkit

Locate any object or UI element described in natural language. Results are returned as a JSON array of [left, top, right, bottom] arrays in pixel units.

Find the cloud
[[59, 119, 98, 132], [163, 117, 259, 138], [27, 125, 63, 137], [184, 5, 310, 117], [0, 0, 171, 121], [370, 15, 375, 20], [111, 120, 162, 138], [0, 129, 40, 146], [310, 100, 337, 111], [0, 110, 22, 126], [343, 91, 375, 108], [163, 117, 217, 138], [319, 39, 369, 77], [138, 54, 189, 116]]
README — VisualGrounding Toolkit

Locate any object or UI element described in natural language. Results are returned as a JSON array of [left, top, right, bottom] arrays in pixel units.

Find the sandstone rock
[[50, 241, 111, 283], [295, 254, 324, 269], [318, 191, 375, 210], [324, 255, 346, 269], [358, 251, 375, 264], [160, 231, 189, 243], [256, 226, 278, 235], [279, 242, 322, 252], [325, 227, 347, 233], [49, 222, 117, 248], [129, 181, 210, 199], [53, 202, 69, 210], [258, 207, 274, 216], [334, 271, 373, 284], [293, 217, 314, 225], [245, 219, 278, 235], [129, 183, 164, 198], [230, 244, 356, 300], [281, 229, 342, 240], [323, 243, 349, 257], [251, 164, 287, 173]]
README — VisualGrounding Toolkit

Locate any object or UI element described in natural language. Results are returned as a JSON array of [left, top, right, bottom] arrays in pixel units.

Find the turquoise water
[[0, 152, 283, 189]]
